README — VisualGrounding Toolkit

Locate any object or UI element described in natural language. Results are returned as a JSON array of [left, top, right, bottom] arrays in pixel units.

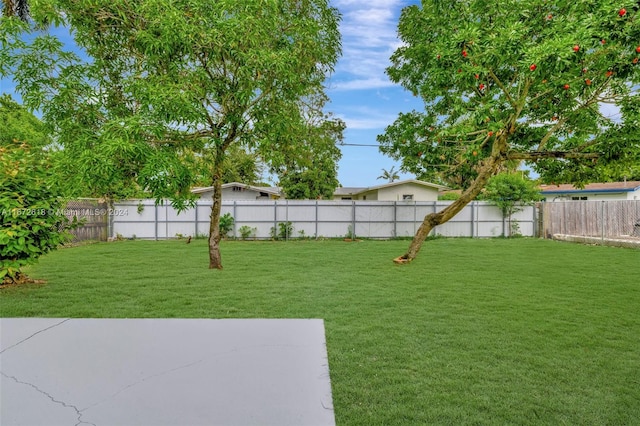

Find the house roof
[[333, 179, 448, 196], [539, 181, 640, 194], [191, 182, 282, 196]]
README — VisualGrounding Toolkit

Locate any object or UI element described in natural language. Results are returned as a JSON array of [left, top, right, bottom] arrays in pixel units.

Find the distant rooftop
[[333, 179, 447, 196], [539, 181, 640, 194]]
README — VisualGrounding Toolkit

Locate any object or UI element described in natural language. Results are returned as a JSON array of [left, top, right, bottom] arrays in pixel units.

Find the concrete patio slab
[[0, 318, 334, 426]]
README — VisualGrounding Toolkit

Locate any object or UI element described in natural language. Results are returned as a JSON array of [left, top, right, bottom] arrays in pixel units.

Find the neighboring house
[[332, 179, 447, 201], [539, 181, 640, 201], [192, 182, 283, 201]]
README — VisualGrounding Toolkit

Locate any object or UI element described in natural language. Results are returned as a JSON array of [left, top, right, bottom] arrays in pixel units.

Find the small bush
[[345, 225, 355, 239], [270, 221, 294, 240], [219, 213, 234, 238], [238, 225, 256, 240]]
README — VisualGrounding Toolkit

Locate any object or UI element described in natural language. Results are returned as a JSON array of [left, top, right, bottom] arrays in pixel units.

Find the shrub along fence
[[109, 199, 537, 240]]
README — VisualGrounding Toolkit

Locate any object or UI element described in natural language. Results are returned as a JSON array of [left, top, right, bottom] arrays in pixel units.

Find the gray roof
[[192, 182, 282, 196], [333, 187, 367, 195]]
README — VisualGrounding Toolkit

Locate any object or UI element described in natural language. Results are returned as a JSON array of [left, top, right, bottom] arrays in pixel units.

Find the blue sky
[[328, 0, 422, 187], [1, 0, 422, 188]]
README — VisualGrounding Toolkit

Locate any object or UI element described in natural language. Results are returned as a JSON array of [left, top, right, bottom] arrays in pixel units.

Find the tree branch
[[537, 76, 611, 151], [507, 151, 599, 161], [536, 117, 568, 151], [488, 69, 516, 108]]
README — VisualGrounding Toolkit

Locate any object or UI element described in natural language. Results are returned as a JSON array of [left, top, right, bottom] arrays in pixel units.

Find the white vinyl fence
[[110, 200, 537, 240]]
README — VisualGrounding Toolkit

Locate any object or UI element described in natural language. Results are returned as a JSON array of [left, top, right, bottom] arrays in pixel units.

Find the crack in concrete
[[82, 357, 207, 413], [2, 321, 331, 424], [83, 343, 314, 413], [0, 318, 71, 355], [1, 371, 96, 426]]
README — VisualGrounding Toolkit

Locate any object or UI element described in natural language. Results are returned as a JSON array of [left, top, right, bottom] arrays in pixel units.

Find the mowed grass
[[2, 238, 639, 425]]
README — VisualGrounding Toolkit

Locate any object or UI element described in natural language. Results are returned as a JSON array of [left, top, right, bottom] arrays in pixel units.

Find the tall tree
[[1, 0, 341, 269], [274, 96, 344, 199], [378, 0, 640, 263]]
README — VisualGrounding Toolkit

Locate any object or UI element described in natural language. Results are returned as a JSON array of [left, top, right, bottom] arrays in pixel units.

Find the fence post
[[108, 201, 113, 240], [393, 201, 397, 238], [533, 203, 538, 238], [194, 200, 198, 238], [471, 202, 475, 238], [154, 203, 158, 241], [274, 201, 277, 239], [233, 201, 237, 239], [601, 201, 605, 242], [352, 201, 356, 239], [315, 200, 319, 239]]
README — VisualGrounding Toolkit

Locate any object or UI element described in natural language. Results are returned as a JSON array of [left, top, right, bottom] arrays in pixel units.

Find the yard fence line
[[540, 200, 640, 240], [65, 199, 640, 243], [110, 199, 537, 240]]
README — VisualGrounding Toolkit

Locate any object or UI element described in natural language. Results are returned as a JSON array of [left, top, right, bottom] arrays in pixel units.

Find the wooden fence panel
[[541, 200, 640, 239], [64, 200, 109, 242]]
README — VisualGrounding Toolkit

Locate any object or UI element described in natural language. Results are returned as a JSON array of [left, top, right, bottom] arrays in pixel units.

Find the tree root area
[[1, 273, 46, 289], [393, 255, 411, 264]]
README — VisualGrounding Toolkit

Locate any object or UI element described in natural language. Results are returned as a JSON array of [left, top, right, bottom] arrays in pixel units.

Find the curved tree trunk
[[208, 151, 224, 269], [394, 133, 509, 264]]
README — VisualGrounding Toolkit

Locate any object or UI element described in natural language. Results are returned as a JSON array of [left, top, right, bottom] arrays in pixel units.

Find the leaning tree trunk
[[394, 133, 509, 264], [208, 154, 224, 269]]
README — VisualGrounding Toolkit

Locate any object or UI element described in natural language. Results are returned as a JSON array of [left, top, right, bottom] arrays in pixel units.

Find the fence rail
[[110, 200, 537, 240]]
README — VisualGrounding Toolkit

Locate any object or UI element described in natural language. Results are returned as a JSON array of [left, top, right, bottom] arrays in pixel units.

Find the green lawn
[[2, 238, 639, 425]]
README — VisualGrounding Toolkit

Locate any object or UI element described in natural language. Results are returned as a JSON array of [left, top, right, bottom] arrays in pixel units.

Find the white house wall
[[196, 188, 272, 201], [543, 189, 640, 201]]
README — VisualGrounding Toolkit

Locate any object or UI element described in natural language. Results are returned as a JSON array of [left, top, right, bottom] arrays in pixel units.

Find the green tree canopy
[[378, 0, 640, 263], [1, 0, 342, 269], [274, 97, 344, 199], [186, 145, 265, 187], [0, 94, 49, 149]]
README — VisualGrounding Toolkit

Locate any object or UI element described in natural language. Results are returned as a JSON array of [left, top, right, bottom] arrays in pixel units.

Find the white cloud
[[337, 106, 399, 129], [330, 77, 396, 91], [331, 1, 411, 91], [333, 0, 404, 9]]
